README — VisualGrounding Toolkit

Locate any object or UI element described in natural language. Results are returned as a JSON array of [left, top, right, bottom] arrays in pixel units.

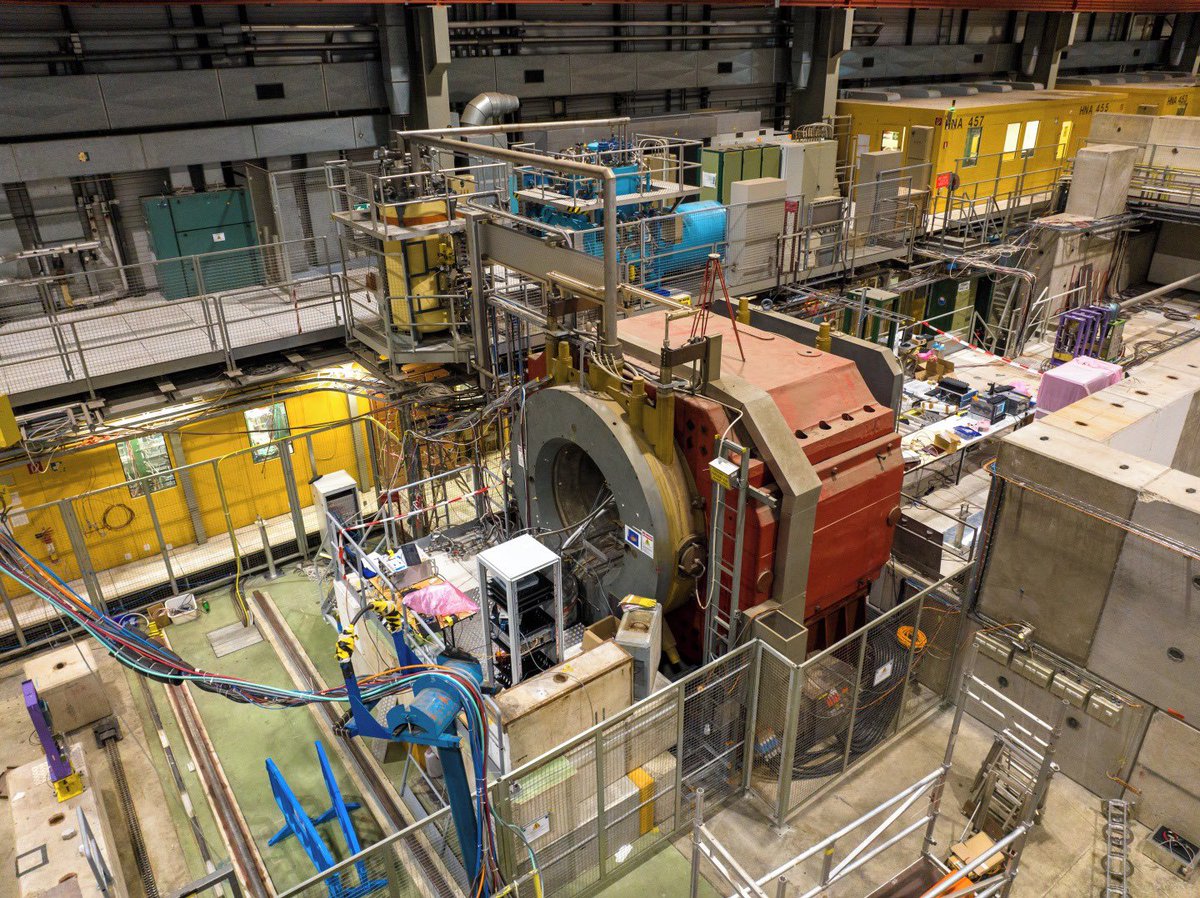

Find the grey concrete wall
[[977, 425, 1165, 663], [1130, 712, 1200, 837]]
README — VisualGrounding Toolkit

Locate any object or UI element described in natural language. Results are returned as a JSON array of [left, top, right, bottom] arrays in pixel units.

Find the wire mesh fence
[[277, 595, 968, 898], [0, 237, 348, 402], [0, 412, 503, 660]]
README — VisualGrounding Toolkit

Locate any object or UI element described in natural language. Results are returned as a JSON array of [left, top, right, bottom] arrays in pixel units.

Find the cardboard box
[[641, 751, 679, 828], [582, 616, 619, 652], [631, 750, 679, 831], [22, 643, 112, 733]]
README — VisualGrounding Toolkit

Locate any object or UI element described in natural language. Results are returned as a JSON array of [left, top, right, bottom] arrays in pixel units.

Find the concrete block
[[1130, 712, 1200, 840], [977, 424, 1168, 662], [1087, 469, 1200, 720], [23, 643, 111, 733], [8, 744, 128, 898], [1065, 144, 1138, 219]]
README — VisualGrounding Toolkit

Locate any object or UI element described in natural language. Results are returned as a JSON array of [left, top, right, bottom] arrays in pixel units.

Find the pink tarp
[[1036, 357, 1123, 416], [402, 580, 479, 617]]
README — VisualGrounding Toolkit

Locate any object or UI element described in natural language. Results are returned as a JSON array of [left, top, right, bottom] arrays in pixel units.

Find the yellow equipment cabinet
[[381, 200, 455, 337], [1059, 77, 1199, 117], [837, 88, 1126, 214]]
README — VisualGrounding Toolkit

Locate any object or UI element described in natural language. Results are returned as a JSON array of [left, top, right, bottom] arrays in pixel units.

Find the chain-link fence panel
[[784, 633, 861, 817], [501, 739, 603, 898], [898, 591, 964, 730]]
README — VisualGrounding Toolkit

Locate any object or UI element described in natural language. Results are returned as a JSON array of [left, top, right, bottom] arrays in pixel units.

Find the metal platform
[[0, 281, 345, 407], [515, 179, 699, 212]]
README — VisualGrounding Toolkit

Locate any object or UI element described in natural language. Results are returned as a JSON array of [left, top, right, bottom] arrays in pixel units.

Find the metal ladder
[[963, 729, 1053, 839], [702, 438, 779, 662], [703, 438, 752, 663], [1102, 799, 1133, 897]]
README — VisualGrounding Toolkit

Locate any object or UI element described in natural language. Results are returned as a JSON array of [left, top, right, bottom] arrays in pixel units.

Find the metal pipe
[[459, 199, 574, 243], [4, 24, 372, 38], [1117, 269, 1200, 310], [460, 92, 520, 127], [447, 19, 773, 29], [408, 132, 621, 352], [762, 768, 947, 882], [0, 43, 377, 64], [396, 116, 630, 141], [452, 32, 774, 46]]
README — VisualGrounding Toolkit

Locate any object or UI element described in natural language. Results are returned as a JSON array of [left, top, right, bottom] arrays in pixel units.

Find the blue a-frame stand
[[266, 741, 387, 898]]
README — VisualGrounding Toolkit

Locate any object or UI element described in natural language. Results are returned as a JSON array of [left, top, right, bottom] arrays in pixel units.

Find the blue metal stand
[[266, 741, 386, 898]]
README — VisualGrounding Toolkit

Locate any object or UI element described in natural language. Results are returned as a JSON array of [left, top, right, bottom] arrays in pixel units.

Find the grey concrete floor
[[700, 705, 1191, 898]]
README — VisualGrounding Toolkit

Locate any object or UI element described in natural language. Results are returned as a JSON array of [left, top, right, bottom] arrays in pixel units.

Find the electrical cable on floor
[[0, 527, 527, 897]]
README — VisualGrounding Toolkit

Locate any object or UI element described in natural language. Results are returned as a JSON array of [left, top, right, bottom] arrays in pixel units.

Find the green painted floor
[[162, 573, 384, 893], [594, 843, 720, 898], [140, 570, 717, 897]]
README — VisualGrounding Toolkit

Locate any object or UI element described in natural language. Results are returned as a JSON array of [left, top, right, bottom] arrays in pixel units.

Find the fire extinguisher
[[34, 527, 60, 563]]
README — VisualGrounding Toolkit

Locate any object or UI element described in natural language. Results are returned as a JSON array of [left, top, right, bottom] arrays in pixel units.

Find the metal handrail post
[[895, 593, 927, 730], [773, 664, 802, 828], [741, 642, 764, 794], [839, 629, 872, 773], [143, 487, 178, 594], [689, 787, 706, 898]]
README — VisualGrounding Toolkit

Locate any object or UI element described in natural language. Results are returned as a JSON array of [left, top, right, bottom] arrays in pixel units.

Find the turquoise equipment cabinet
[[142, 189, 260, 299]]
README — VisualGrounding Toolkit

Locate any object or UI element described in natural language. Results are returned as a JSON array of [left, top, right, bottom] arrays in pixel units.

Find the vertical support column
[[789, 8, 854, 127], [839, 631, 871, 773], [895, 595, 927, 730], [1171, 13, 1200, 76], [278, 438, 310, 561], [143, 488, 178, 594], [59, 499, 104, 611], [346, 394, 372, 492], [378, 5, 412, 126], [168, 432, 207, 545], [672, 680, 687, 830], [409, 5, 452, 129], [1020, 12, 1078, 90], [740, 642, 764, 794], [594, 729, 608, 879], [462, 210, 492, 389], [0, 578, 27, 647]]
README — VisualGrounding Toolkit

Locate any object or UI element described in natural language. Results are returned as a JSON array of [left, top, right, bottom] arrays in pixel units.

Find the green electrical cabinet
[[142, 189, 260, 300], [761, 144, 782, 180], [926, 277, 978, 338], [701, 147, 744, 204], [741, 146, 763, 181]]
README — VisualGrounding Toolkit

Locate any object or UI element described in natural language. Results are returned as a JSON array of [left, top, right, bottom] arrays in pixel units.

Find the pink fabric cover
[[402, 581, 479, 617], [1036, 357, 1123, 415]]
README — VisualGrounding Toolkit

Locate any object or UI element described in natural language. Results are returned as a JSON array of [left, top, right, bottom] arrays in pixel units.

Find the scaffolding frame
[[689, 650, 1065, 898]]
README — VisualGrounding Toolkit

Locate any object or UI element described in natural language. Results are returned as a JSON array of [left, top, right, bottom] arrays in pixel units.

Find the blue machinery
[[517, 135, 728, 291]]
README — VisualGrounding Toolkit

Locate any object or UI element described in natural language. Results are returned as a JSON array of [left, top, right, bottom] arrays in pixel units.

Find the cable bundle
[[0, 528, 537, 896]]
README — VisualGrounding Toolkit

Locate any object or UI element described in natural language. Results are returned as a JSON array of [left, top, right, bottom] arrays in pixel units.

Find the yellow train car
[[837, 88, 1126, 214], [1059, 76, 1199, 117]]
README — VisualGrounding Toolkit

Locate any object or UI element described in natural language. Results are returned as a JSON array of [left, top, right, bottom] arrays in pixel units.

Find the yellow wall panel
[[0, 389, 365, 593]]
